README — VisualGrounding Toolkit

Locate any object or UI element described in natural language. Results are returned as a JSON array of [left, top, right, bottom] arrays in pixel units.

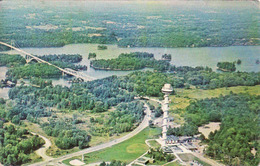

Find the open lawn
[[170, 85, 260, 112], [63, 127, 161, 165], [164, 161, 182, 166], [147, 140, 161, 149], [175, 85, 260, 100]]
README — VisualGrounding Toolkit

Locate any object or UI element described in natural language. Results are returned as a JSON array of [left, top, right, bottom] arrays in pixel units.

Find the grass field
[[164, 161, 182, 166], [147, 140, 161, 149], [63, 127, 162, 165], [170, 85, 260, 112]]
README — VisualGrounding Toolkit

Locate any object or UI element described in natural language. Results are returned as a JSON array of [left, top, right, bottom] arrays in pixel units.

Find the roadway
[[31, 132, 53, 161], [29, 103, 151, 166]]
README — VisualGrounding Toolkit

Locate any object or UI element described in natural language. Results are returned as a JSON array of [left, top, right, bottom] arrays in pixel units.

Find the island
[[97, 45, 108, 50], [161, 54, 172, 61], [88, 53, 97, 59], [217, 62, 236, 72], [90, 52, 171, 72]]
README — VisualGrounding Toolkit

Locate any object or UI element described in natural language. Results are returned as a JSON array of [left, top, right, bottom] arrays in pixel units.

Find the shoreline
[[1, 43, 259, 52], [90, 64, 143, 71]]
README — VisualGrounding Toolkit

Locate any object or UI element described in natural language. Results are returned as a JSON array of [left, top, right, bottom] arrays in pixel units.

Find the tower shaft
[[161, 84, 173, 146]]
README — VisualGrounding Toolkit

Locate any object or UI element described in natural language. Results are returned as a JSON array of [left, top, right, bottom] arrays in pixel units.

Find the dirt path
[[31, 132, 53, 161]]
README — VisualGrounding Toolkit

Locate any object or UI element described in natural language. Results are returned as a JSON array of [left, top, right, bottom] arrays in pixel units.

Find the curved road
[[29, 103, 151, 166], [31, 132, 53, 161]]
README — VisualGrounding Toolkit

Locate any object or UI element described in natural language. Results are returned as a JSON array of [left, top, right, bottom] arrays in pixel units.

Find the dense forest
[[161, 54, 171, 61], [42, 118, 91, 149], [35, 54, 83, 63], [146, 148, 175, 162], [0, 119, 44, 165], [7, 63, 62, 79], [0, 1, 259, 49], [99, 160, 126, 166], [35, 54, 87, 71], [91, 52, 170, 72], [90, 101, 144, 136], [6, 76, 140, 149], [88, 53, 97, 59], [118, 69, 260, 97], [168, 94, 259, 166], [217, 62, 236, 72], [98, 45, 108, 50], [0, 54, 26, 67], [3, 54, 87, 79]]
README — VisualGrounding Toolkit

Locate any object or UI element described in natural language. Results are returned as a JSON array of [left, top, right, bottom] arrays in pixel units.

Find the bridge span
[[0, 41, 96, 82]]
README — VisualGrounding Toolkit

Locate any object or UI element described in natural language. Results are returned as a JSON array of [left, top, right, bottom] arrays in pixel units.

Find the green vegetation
[[120, 69, 259, 97], [237, 59, 242, 65], [0, 78, 16, 88], [1, 1, 258, 49], [36, 54, 83, 63], [161, 54, 171, 61], [42, 118, 90, 149], [0, 124, 44, 165], [7, 63, 62, 78], [120, 71, 183, 97], [167, 123, 198, 136], [99, 160, 126, 166], [183, 94, 259, 165], [98, 45, 108, 50], [147, 140, 161, 149], [6, 76, 138, 149], [88, 53, 97, 59], [91, 52, 170, 71], [92, 58, 260, 95], [164, 162, 182, 166], [146, 148, 175, 163], [35, 54, 87, 71], [0, 54, 26, 67], [217, 62, 236, 72], [68, 127, 161, 164], [90, 101, 144, 136], [29, 77, 52, 88], [5, 54, 87, 79]]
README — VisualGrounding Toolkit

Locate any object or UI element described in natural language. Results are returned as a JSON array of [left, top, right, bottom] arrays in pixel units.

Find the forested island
[[35, 54, 83, 63], [88, 53, 97, 59], [90, 52, 169, 71], [97, 45, 108, 50], [217, 62, 236, 72], [161, 54, 172, 61]]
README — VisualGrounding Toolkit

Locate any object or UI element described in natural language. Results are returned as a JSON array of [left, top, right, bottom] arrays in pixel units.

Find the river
[[0, 44, 259, 98]]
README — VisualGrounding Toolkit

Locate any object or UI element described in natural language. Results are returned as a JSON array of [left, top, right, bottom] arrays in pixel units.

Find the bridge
[[0, 41, 96, 82]]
